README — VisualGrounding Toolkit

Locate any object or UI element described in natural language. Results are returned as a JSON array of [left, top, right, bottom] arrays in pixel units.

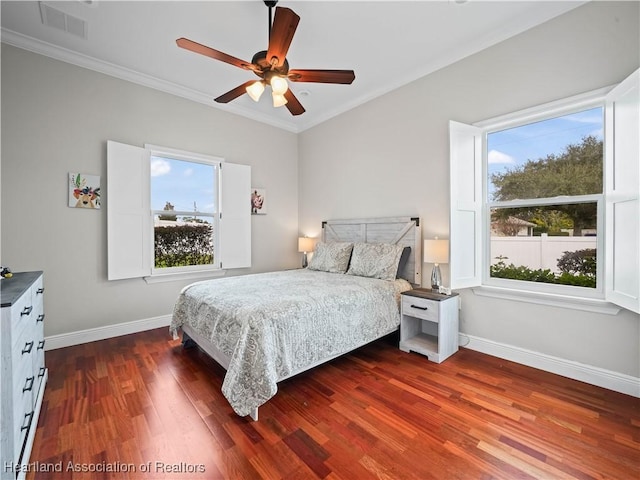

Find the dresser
[[1, 272, 47, 480]]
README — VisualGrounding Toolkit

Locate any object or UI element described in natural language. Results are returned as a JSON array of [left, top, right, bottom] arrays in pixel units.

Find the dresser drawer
[[10, 291, 33, 350], [13, 406, 33, 462], [12, 348, 34, 393], [33, 341, 46, 390], [13, 368, 35, 462], [31, 275, 45, 307], [11, 329, 36, 377], [13, 373, 35, 420], [402, 295, 439, 322]]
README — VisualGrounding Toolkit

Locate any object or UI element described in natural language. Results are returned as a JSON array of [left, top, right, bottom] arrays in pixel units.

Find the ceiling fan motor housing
[[251, 50, 289, 77]]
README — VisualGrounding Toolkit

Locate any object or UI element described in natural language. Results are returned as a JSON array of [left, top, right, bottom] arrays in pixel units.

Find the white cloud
[[150, 158, 171, 177], [183, 168, 193, 177], [488, 150, 516, 165]]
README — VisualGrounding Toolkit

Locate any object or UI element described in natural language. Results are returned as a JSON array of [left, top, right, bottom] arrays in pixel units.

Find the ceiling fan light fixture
[[246, 81, 265, 102], [270, 75, 288, 95], [272, 93, 288, 108]]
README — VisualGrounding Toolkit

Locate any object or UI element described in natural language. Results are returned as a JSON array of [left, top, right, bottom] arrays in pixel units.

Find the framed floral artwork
[[251, 188, 267, 215], [251, 188, 266, 215], [69, 173, 101, 209]]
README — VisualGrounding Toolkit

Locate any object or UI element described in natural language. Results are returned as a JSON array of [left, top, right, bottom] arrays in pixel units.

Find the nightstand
[[399, 288, 460, 363]]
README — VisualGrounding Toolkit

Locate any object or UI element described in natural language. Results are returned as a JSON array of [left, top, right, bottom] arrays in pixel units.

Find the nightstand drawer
[[401, 295, 438, 322]]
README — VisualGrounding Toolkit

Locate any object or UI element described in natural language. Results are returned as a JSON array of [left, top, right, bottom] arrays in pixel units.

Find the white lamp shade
[[424, 239, 449, 264], [272, 93, 288, 107], [246, 81, 265, 102], [270, 75, 289, 95], [298, 237, 315, 253]]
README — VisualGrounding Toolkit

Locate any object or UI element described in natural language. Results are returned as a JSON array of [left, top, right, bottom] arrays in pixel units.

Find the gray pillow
[[346, 242, 405, 281], [308, 242, 353, 273], [396, 246, 411, 279]]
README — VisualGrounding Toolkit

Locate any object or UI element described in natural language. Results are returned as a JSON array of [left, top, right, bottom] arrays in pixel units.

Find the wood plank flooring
[[26, 328, 639, 479]]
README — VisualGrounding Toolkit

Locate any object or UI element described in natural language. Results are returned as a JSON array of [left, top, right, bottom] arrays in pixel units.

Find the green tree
[[491, 135, 602, 236]]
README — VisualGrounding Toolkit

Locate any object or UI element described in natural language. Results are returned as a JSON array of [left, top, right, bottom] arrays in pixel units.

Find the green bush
[[557, 248, 596, 277], [154, 224, 213, 268], [490, 259, 596, 288]]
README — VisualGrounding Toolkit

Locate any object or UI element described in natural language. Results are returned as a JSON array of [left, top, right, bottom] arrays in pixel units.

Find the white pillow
[[307, 242, 353, 273], [346, 242, 405, 281]]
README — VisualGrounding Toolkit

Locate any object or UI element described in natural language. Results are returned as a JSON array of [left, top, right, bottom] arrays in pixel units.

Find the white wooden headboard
[[321, 216, 422, 285]]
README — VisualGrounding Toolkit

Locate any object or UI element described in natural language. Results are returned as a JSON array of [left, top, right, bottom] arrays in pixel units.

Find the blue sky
[[487, 106, 603, 195], [150, 156, 216, 214]]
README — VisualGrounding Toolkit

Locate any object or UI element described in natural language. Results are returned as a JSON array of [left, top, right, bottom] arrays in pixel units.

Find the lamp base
[[430, 264, 442, 291], [302, 252, 308, 268]]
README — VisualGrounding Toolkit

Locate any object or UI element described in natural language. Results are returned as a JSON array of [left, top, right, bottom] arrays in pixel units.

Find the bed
[[169, 216, 422, 420]]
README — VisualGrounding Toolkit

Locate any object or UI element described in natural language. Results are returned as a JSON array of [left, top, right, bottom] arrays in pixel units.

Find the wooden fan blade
[[266, 7, 300, 68], [284, 89, 305, 116], [214, 81, 256, 104], [288, 69, 355, 84], [177, 38, 255, 71]]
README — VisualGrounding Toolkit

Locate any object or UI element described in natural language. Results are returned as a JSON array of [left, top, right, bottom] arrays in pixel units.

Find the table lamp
[[424, 237, 449, 291], [298, 237, 315, 268]]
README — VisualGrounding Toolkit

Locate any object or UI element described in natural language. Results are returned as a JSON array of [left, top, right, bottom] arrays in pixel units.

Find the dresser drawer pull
[[21, 306, 33, 316], [410, 304, 429, 311], [20, 411, 34, 432], [23, 376, 35, 392], [37, 340, 45, 350], [37, 287, 45, 294], [37, 314, 45, 323], [22, 341, 34, 354], [38, 367, 46, 378]]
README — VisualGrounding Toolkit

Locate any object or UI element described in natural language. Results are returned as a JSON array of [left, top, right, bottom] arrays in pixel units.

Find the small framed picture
[[251, 188, 266, 215], [69, 173, 101, 209]]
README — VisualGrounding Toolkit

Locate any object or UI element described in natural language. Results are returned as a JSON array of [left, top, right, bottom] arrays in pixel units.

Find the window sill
[[144, 269, 226, 284], [471, 286, 622, 315]]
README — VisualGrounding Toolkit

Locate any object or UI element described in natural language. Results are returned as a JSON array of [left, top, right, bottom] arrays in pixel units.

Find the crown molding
[[1, 28, 300, 133]]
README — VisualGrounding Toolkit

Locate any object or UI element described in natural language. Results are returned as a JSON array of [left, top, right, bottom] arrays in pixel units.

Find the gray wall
[[1, 44, 299, 337], [298, 1, 640, 377]]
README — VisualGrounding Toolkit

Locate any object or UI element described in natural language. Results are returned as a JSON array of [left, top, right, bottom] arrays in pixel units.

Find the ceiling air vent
[[39, 2, 87, 39]]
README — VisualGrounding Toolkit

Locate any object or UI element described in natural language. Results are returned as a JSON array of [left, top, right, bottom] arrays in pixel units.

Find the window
[[107, 141, 251, 281], [486, 107, 603, 294], [150, 152, 217, 273], [450, 69, 639, 313]]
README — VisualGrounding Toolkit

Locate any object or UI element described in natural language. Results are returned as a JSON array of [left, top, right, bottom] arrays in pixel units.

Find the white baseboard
[[44, 315, 172, 351], [461, 333, 640, 398]]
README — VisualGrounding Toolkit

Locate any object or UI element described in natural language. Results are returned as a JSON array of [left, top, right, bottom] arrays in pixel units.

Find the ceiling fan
[[176, 0, 355, 116]]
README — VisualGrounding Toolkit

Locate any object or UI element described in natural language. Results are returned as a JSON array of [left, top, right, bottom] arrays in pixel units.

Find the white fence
[[490, 234, 597, 273]]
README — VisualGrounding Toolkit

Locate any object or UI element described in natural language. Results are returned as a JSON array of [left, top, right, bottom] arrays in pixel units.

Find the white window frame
[[481, 97, 605, 300], [147, 144, 220, 276], [450, 69, 639, 314], [107, 141, 251, 283]]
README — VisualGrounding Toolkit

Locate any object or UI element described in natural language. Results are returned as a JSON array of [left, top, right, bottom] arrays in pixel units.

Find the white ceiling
[[1, 1, 586, 132]]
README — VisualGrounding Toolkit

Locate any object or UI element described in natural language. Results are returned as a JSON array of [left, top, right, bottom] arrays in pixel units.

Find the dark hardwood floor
[[26, 327, 638, 479]]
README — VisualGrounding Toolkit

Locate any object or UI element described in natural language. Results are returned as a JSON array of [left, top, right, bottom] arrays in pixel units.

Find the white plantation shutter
[[219, 162, 251, 269], [604, 69, 640, 313], [107, 141, 152, 280], [449, 121, 483, 289]]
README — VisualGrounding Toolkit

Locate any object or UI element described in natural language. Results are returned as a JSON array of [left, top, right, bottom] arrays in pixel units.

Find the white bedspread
[[170, 269, 411, 417]]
